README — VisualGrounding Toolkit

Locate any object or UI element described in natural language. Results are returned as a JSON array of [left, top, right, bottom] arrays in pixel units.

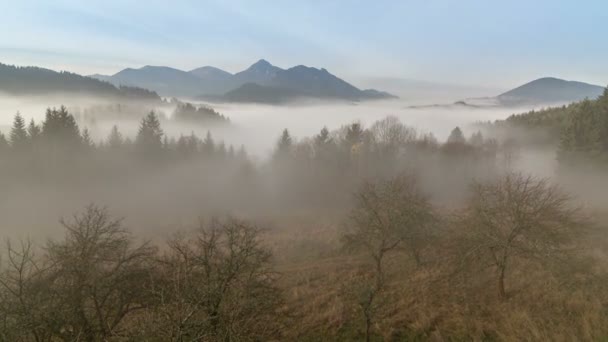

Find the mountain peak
[[498, 77, 604, 105], [189, 66, 233, 79], [249, 59, 275, 70], [253, 58, 271, 65]]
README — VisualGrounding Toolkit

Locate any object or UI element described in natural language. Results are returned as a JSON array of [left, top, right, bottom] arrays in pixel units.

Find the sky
[[0, 0, 607, 88]]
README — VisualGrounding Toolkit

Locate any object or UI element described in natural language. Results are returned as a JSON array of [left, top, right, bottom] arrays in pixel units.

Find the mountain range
[[91, 59, 398, 103], [1, 61, 604, 107]]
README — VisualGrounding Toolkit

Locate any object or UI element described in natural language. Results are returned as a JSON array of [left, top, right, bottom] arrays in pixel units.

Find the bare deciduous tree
[[459, 173, 589, 299], [0, 239, 53, 342], [140, 217, 284, 342], [44, 204, 156, 340], [342, 174, 435, 341]]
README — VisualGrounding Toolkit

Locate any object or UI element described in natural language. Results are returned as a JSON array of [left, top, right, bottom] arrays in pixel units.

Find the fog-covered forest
[[0, 87, 608, 340], [2, 0, 608, 339]]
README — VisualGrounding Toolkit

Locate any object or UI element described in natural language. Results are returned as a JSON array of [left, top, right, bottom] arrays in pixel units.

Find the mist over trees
[[0, 100, 607, 340]]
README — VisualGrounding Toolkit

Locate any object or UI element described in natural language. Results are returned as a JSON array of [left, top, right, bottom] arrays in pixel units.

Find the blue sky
[[0, 0, 606, 88]]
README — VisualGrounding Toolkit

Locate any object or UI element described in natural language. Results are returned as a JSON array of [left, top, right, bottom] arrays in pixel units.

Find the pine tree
[[217, 141, 227, 159], [42, 106, 81, 147], [315, 126, 332, 147], [10, 112, 28, 150], [469, 131, 484, 147], [27, 119, 41, 142], [135, 111, 164, 155], [596, 87, 608, 153], [560, 99, 599, 154], [345, 123, 364, 146], [106, 125, 123, 149], [273, 129, 293, 160], [202, 131, 215, 156], [81, 128, 94, 150], [447, 127, 466, 145]]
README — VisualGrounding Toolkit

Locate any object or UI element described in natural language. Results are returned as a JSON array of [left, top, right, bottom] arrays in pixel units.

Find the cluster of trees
[[559, 89, 608, 162], [267, 117, 504, 210], [490, 87, 608, 164], [171, 101, 229, 123], [0, 206, 283, 341], [0, 109, 516, 223], [0, 107, 240, 162], [340, 172, 593, 341], [0, 170, 596, 341], [76, 100, 229, 128]]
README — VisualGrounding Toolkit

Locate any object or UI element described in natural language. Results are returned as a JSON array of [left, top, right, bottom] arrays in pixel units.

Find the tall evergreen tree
[[202, 131, 215, 156], [135, 111, 164, 155], [447, 127, 466, 145], [274, 129, 293, 161], [345, 123, 364, 146], [42, 106, 81, 147], [106, 125, 123, 149], [10, 112, 28, 150], [27, 119, 41, 142], [560, 99, 599, 154], [81, 128, 94, 150]]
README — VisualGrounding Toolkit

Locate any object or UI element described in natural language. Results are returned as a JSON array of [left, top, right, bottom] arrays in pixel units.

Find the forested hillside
[[489, 87, 608, 161], [0, 63, 161, 101]]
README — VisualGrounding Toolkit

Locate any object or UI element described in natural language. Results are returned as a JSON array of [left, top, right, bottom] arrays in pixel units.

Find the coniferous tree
[[314, 126, 332, 148], [596, 88, 608, 152], [314, 126, 334, 156], [447, 126, 466, 145], [202, 131, 215, 157], [273, 128, 293, 161], [217, 141, 227, 159], [345, 123, 364, 147], [42, 106, 81, 147], [10, 112, 28, 150], [81, 128, 94, 150], [559, 99, 600, 155], [27, 119, 41, 142], [135, 111, 164, 155], [469, 131, 484, 147], [106, 125, 123, 149]]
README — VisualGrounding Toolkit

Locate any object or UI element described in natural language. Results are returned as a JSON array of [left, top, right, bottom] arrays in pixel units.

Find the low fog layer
[[0, 93, 529, 156], [0, 92, 605, 243]]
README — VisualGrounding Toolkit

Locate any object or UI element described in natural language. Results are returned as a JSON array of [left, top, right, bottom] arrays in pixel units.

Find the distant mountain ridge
[[0, 63, 161, 101], [497, 77, 604, 105], [91, 59, 397, 103]]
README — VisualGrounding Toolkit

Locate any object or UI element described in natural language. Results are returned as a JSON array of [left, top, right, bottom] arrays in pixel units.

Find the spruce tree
[[106, 125, 123, 149], [273, 129, 293, 160], [135, 111, 164, 155], [447, 127, 466, 145], [27, 119, 41, 142], [81, 128, 94, 150], [42, 106, 81, 147], [202, 131, 215, 156], [345, 123, 363, 146], [10, 112, 28, 150]]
